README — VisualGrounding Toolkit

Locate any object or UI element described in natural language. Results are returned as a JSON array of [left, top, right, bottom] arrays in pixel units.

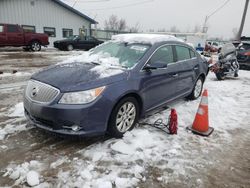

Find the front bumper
[[23, 95, 113, 137]]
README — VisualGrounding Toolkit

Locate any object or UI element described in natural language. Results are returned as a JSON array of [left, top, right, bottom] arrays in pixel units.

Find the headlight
[[59, 86, 105, 104]]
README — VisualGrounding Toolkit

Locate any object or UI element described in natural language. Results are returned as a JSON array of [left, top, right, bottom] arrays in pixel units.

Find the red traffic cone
[[187, 89, 214, 136]]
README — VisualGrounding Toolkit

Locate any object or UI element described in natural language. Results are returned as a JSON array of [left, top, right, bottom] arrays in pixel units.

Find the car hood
[[31, 62, 128, 92]]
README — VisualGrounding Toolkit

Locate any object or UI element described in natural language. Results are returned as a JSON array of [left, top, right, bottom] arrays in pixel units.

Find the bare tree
[[169, 26, 179, 33], [232, 27, 239, 39], [118, 19, 126, 31], [104, 15, 119, 30], [129, 22, 140, 33]]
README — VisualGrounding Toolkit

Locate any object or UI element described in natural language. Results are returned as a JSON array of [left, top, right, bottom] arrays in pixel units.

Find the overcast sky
[[63, 0, 249, 39]]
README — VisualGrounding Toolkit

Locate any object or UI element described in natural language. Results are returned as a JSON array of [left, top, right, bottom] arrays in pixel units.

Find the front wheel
[[215, 71, 225, 80], [187, 77, 204, 100], [67, 44, 73, 51], [108, 97, 139, 138], [30, 41, 41, 51]]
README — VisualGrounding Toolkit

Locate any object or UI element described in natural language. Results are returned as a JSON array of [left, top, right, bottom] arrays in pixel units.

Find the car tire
[[30, 41, 41, 52], [67, 44, 73, 51], [23, 47, 30, 51], [187, 76, 204, 100], [108, 97, 139, 138]]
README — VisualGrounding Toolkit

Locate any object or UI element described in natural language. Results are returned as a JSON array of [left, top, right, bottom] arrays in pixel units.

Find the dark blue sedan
[[24, 34, 208, 137]]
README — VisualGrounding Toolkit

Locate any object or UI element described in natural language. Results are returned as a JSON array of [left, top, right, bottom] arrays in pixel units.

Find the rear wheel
[[108, 97, 139, 138], [30, 41, 41, 51], [187, 77, 204, 100]]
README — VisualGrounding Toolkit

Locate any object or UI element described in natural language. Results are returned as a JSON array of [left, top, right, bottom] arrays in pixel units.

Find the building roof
[[52, 0, 97, 24]]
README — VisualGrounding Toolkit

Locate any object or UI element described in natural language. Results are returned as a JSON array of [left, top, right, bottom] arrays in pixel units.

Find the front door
[[140, 45, 182, 111], [6, 25, 24, 46]]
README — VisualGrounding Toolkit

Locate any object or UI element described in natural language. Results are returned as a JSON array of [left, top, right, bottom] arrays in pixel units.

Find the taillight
[[244, 51, 250, 56]]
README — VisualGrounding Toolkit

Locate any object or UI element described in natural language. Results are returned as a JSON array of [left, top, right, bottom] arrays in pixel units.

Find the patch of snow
[[4, 161, 43, 186], [58, 51, 124, 78], [8, 102, 24, 117], [0, 72, 31, 77], [50, 157, 68, 169], [112, 33, 183, 44], [0, 123, 27, 140], [26, 171, 40, 187]]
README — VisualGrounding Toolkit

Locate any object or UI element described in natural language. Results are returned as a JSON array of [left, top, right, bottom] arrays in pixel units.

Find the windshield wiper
[[90, 61, 101, 65], [110, 64, 128, 69]]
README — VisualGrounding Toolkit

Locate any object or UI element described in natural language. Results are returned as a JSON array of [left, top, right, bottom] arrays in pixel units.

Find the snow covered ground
[[0, 50, 250, 187]]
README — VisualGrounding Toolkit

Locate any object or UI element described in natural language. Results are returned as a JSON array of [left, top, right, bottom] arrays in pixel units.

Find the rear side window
[[7, 25, 18, 33], [0, 25, 3, 32], [150, 46, 174, 65], [175, 45, 191, 61]]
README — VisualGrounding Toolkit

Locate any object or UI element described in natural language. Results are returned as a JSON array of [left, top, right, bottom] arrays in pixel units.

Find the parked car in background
[[24, 34, 208, 138], [0, 23, 49, 51], [237, 43, 250, 70], [53, 35, 103, 51]]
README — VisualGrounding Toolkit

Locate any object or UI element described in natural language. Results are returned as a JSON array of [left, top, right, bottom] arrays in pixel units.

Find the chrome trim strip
[[140, 43, 197, 72], [25, 79, 60, 104]]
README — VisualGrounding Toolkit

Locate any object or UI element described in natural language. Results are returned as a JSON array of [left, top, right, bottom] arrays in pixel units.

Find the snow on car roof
[[112, 33, 184, 44]]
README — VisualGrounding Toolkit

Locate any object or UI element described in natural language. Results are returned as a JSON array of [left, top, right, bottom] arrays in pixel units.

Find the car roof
[[111, 34, 184, 45]]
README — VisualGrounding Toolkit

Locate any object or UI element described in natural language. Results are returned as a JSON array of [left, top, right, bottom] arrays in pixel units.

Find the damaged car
[[24, 34, 208, 137]]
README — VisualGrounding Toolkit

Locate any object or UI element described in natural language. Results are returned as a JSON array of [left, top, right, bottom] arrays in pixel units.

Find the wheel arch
[[110, 92, 144, 119], [29, 39, 41, 46]]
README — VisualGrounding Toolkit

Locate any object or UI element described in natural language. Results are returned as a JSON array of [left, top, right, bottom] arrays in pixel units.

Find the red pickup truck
[[0, 24, 49, 51]]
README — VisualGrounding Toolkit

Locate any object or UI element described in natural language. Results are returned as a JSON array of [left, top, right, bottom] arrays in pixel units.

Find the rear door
[[0, 24, 7, 45], [140, 45, 183, 111], [6, 24, 24, 45], [174, 45, 199, 94]]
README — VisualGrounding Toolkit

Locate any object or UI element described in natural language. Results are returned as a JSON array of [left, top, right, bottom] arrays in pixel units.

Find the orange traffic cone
[[187, 89, 214, 136]]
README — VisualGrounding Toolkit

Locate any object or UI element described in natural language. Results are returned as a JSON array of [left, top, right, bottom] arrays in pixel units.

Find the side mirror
[[144, 61, 167, 71]]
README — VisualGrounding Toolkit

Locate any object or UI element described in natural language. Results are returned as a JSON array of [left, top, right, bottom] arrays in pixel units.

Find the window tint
[[7, 25, 18, 33], [175, 46, 191, 61], [150, 46, 174, 64], [62, 28, 73, 38], [189, 49, 196, 58], [0, 25, 3, 32], [44, 27, 56, 37], [22, 25, 35, 33]]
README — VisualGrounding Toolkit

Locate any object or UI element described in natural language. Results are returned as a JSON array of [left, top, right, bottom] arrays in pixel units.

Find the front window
[[90, 42, 150, 68], [7, 25, 19, 33], [149, 46, 174, 65], [175, 45, 191, 61]]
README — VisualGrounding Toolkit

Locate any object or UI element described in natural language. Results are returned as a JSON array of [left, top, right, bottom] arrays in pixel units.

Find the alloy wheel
[[115, 102, 136, 133]]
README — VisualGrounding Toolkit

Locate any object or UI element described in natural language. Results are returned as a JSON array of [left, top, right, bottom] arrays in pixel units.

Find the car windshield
[[67, 35, 79, 40], [90, 41, 150, 68]]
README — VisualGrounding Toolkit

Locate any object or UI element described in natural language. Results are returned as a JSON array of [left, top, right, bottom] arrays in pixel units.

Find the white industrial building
[[0, 0, 97, 45]]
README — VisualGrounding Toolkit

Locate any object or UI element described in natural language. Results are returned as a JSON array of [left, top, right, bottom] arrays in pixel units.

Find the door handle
[[194, 66, 199, 70], [172, 73, 179, 77]]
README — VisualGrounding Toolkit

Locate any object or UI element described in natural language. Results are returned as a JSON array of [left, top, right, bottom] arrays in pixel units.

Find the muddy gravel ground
[[0, 49, 249, 187]]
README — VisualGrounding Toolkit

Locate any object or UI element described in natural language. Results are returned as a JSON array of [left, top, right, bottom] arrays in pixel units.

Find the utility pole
[[237, 0, 249, 41]]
